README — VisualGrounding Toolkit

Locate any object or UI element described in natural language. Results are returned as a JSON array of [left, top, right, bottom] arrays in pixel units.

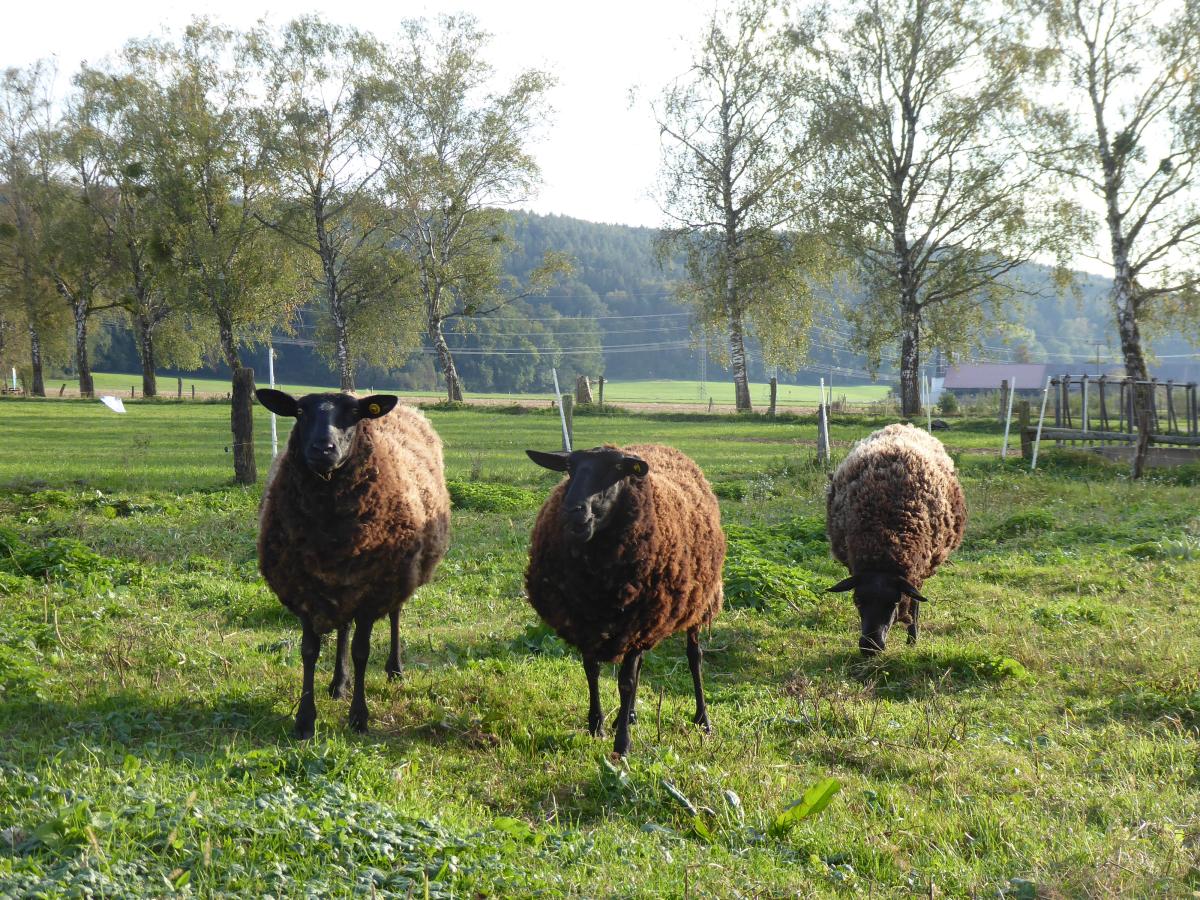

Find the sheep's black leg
[[583, 656, 605, 737], [328, 625, 350, 699], [687, 627, 711, 733], [348, 616, 375, 733], [296, 623, 322, 740], [907, 603, 920, 645], [611, 654, 643, 729], [385, 608, 403, 681], [613, 651, 643, 758]]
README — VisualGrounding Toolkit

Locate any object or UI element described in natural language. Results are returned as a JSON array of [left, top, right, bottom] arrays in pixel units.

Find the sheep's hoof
[[385, 666, 403, 682], [612, 738, 631, 758], [328, 679, 350, 700], [693, 712, 712, 733], [348, 706, 369, 733], [906, 628, 918, 645], [588, 718, 606, 738], [294, 718, 315, 740]]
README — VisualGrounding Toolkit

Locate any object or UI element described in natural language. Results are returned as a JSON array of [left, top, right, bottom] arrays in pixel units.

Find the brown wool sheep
[[257, 390, 450, 738], [826, 423, 966, 655], [525, 443, 725, 757]]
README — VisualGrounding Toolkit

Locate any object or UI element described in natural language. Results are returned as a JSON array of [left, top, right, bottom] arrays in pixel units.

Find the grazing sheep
[[256, 390, 450, 738], [825, 423, 966, 655], [525, 444, 725, 757]]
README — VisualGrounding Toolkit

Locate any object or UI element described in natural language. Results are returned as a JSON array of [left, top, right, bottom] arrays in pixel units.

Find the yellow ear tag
[[631, 462, 643, 474], [368, 403, 381, 416]]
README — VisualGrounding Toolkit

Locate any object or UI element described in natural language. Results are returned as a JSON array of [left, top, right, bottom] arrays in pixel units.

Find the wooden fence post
[[1018, 400, 1032, 458], [598, 376, 605, 409], [575, 375, 593, 405], [231, 367, 257, 485], [768, 377, 777, 417], [999, 379, 1009, 424], [177, 376, 183, 399], [1053, 377, 1062, 446], [1098, 375, 1109, 439]]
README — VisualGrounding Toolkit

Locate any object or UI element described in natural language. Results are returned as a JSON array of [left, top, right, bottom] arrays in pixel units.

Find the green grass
[[68, 371, 889, 407], [1, 397, 1198, 897]]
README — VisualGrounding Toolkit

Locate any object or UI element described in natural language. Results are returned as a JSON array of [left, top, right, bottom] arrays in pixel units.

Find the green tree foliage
[[809, 0, 1081, 415], [654, 0, 829, 411], [378, 15, 567, 401], [249, 17, 415, 392], [0, 63, 72, 396]]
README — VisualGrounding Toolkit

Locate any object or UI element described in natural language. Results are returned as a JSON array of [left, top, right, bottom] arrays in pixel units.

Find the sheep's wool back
[[826, 424, 965, 585], [526, 444, 725, 662], [259, 405, 450, 633]]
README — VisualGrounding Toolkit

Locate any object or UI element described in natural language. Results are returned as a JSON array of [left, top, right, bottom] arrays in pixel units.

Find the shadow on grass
[[0, 690, 293, 763]]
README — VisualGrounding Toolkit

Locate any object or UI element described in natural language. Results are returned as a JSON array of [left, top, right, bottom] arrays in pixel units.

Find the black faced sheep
[[826, 423, 966, 655], [525, 444, 725, 757], [256, 390, 451, 738]]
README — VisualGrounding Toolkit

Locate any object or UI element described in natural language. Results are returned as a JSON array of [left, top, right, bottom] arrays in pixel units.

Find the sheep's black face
[[526, 447, 649, 542], [256, 389, 398, 480], [827, 572, 928, 656]]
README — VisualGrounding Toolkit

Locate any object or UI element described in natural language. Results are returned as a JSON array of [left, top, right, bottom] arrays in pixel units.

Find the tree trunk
[[430, 317, 464, 402], [1117, 285, 1154, 479], [899, 311, 921, 417], [728, 312, 752, 412], [73, 300, 93, 398], [132, 314, 158, 398], [216, 311, 255, 484], [329, 293, 354, 393], [28, 324, 45, 397], [231, 367, 257, 485]]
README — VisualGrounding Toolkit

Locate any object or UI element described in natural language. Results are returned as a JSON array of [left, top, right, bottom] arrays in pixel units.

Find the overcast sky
[[1, 0, 714, 228]]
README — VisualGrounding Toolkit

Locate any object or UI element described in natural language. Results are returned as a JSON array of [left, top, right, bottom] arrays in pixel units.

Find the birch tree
[[251, 17, 409, 392], [378, 15, 566, 402], [655, 0, 827, 412], [811, 0, 1078, 416], [1028, 0, 1200, 475]]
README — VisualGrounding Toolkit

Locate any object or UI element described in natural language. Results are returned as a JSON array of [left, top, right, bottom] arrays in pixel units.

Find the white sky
[[1, 0, 713, 228]]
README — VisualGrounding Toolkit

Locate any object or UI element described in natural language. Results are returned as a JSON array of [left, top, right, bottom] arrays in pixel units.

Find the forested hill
[[89, 210, 1197, 392], [506, 211, 1197, 383]]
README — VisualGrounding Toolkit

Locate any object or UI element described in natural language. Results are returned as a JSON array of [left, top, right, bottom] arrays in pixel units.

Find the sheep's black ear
[[525, 449, 570, 471], [358, 395, 398, 419], [620, 454, 649, 477], [256, 389, 298, 417], [897, 577, 929, 603], [827, 576, 858, 593]]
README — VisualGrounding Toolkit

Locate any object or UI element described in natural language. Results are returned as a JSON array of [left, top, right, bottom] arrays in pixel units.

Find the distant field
[[72, 372, 889, 407]]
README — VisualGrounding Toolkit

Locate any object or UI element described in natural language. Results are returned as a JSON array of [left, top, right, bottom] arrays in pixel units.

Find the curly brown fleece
[[259, 404, 450, 634], [826, 423, 966, 617], [525, 444, 725, 662]]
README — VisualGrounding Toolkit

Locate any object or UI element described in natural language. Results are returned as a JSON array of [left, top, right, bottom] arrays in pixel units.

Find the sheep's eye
[[295, 409, 303, 417]]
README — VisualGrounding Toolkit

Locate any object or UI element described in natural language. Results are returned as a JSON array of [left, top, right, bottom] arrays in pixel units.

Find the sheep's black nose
[[859, 636, 884, 656]]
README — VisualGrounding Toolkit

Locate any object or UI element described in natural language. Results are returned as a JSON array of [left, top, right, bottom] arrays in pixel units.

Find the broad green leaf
[[770, 777, 841, 836]]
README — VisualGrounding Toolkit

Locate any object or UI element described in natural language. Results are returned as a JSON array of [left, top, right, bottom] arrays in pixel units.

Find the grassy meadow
[[1, 397, 1198, 897]]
